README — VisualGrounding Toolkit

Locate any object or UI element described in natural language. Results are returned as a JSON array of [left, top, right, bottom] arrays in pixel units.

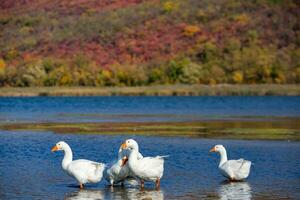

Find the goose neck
[[62, 145, 73, 170], [219, 148, 228, 167], [128, 149, 139, 167]]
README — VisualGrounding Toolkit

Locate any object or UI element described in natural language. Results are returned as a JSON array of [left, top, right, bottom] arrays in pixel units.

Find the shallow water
[[0, 131, 299, 200], [0, 96, 300, 199]]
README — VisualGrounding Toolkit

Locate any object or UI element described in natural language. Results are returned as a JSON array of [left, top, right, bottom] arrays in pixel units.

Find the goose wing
[[135, 156, 165, 180], [68, 159, 105, 182], [224, 159, 251, 178], [228, 159, 250, 170]]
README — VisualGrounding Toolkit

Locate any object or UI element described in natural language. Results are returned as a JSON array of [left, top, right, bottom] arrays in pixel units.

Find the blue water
[[0, 96, 300, 199], [0, 96, 300, 123], [0, 131, 299, 200]]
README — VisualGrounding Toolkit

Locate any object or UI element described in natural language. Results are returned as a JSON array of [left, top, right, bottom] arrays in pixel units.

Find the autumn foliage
[[0, 0, 299, 86]]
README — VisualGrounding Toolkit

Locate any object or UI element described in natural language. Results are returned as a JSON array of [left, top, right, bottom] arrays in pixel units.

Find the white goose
[[51, 141, 105, 189], [210, 144, 251, 181], [105, 145, 143, 186], [121, 139, 166, 189]]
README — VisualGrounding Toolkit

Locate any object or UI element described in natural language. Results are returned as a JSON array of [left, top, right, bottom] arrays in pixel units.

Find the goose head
[[120, 139, 139, 151], [51, 141, 68, 152], [209, 144, 225, 153], [120, 139, 139, 166]]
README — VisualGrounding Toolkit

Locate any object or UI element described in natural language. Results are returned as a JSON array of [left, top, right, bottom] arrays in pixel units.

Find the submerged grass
[[0, 84, 300, 96], [1, 119, 299, 140]]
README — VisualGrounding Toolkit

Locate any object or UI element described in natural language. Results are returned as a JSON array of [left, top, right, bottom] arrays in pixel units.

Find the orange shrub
[[232, 71, 244, 83], [183, 25, 201, 37], [234, 14, 250, 26], [163, 1, 178, 13], [0, 59, 6, 74]]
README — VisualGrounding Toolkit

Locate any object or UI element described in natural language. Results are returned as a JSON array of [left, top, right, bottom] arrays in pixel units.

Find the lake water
[[0, 97, 300, 200], [1, 96, 300, 123]]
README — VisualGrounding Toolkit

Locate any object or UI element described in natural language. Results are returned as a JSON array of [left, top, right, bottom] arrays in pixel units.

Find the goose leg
[[156, 179, 160, 189], [110, 180, 114, 186], [140, 180, 144, 190], [110, 186, 114, 192], [79, 183, 83, 189]]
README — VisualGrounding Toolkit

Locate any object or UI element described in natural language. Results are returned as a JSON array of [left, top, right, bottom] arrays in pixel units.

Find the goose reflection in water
[[64, 189, 104, 200], [64, 187, 164, 200], [218, 181, 252, 200], [108, 186, 164, 200]]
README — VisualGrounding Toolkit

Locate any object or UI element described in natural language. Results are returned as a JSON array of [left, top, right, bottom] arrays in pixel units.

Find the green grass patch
[[1, 119, 299, 140], [216, 128, 299, 140]]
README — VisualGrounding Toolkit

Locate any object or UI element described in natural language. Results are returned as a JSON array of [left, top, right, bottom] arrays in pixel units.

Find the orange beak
[[209, 147, 216, 153], [51, 145, 58, 152], [120, 142, 127, 149], [121, 156, 128, 167]]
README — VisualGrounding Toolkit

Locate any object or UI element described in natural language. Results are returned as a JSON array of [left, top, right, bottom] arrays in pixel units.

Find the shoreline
[[0, 84, 299, 96]]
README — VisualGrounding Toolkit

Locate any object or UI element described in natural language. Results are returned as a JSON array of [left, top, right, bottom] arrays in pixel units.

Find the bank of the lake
[[0, 84, 299, 96]]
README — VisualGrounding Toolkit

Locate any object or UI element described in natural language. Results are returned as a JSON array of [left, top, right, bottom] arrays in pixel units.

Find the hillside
[[0, 0, 299, 86]]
